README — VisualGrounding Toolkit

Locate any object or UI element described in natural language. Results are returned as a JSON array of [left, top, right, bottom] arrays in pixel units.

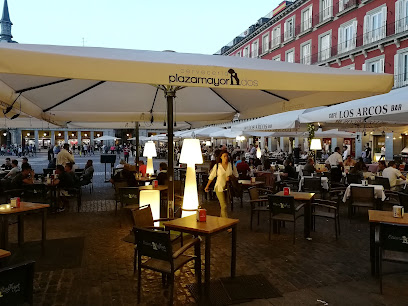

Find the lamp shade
[[179, 139, 203, 165], [205, 141, 212, 147], [256, 147, 262, 159], [310, 139, 322, 150], [143, 141, 157, 157], [139, 190, 160, 221]]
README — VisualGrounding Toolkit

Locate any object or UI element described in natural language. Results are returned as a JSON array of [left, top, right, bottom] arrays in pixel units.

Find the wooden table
[[368, 210, 408, 276], [164, 215, 239, 297], [0, 202, 49, 253], [0, 249, 10, 259], [238, 180, 265, 187], [275, 191, 315, 238], [138, 185, 168, 191]]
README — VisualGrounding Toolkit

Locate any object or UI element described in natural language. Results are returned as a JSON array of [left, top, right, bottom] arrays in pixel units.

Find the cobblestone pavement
[[3, 153, 408, 305]]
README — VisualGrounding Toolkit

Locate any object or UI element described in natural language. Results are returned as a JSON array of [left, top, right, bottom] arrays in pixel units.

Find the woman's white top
[[209, 162, 239, 192]]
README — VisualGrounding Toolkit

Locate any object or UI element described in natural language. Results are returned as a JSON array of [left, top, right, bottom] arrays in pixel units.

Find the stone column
[[50, 130, 55, 146], [267, 137, 272, 151], [294, 137, 299, 148], [331, 138, 337, 152], [385, 133, 394, 160], [34, 130, 39, 149], [90, 131, 94, 145], [280, 137, 285, 152], [77, 131, 82, 145], [64, 131, 68, 144], [355, 132, 363, 159]]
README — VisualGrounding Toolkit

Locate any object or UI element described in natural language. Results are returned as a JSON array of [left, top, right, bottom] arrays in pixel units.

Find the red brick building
[[218, 0, 408, 88]]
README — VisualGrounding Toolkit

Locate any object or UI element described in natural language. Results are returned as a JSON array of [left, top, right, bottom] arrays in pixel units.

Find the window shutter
[[362, 63, 366, 71], [339, 0, 344, 12], [284, 22, 288, 40], [352, 20, 357, 48], [381, 6, 387, 38], [394, 53, 400, 87], [277, 27, 281, 44], [379, 58, 385, 73], [396, 0, 401, 33], [338, 27, 343, 53], [363, 15, 369, 44]]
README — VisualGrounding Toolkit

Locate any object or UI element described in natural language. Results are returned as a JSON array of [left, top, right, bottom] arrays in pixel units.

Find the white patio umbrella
[[0, 43, 393, 216], [94, 135, 120, 141], [127, 136, 150, 141], [299, 86, 408, 127], [313, 129, 356, 138]]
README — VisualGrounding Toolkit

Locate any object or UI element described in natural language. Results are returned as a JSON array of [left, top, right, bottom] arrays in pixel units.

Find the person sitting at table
[[263, 159, 272, 171], [378, 160, 386, 174], [281, 159, 296, 179], [22, 157, 28, 165], [236, 156, 250, 179], [137, 160, 147, 176], [116, 159, 126, 169], [357, 157, 368, 171], [157, 162, 168, 185], [344, 155, 356, 167], [47, 158, 57, 169], [11, 163, 34, 188], [349, 161, 364, 179], [51, 165, 76, 212], [234, 155, 242, 167], [1, 157, 12, 170], [301, 151, 309, 160], [80, 160, 94, 186], [3, 159, 20, 180], [303, 158, 317, 175], [65, 162, 80, 187], [382, 160, 406, 190]]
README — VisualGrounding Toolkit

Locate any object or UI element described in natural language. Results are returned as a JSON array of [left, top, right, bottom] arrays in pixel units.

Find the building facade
[[218, 0, 408, 159]]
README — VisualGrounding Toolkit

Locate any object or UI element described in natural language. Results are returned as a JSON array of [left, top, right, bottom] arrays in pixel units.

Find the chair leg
[[269, 215, 272, 240], [293, 222, 296, 244], [137, 257, 142, 303], [250, 210, 253, 230], [162, 273, 166, 287], [334, 217, 338, 240], [337, 214, 341, 235], [257, 211, 260, 225], [195, 242, 202, 297], [379, 250, 383, 294], [133, 248, 137, 275], [169, 273, 174, 306]]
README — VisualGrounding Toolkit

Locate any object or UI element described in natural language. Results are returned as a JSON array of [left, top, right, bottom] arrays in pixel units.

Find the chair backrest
[[134, 227, 173, 262], [255, 176, 266, 183], [268, 195, 295, 215], [131, 204, 154, 228], [347, 173, 362, 185], [373, 176, 391, 190], [380, 223, 408, 253], [303, 177, 322, 192], [0, 260, 35, 305], [173, 180, 184, 196], [302, 170, 311, 177], [313, 199, 339, 210], [350, 186, 375, 202], [119, 187, 139, 206], [330, 167, 343, 182], [398, 192, 408, 211], [248, 186, 260, 201]]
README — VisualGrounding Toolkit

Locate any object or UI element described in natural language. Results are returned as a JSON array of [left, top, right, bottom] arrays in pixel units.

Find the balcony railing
[[313, 6, 336, 25], [339, 0, 358, 13]]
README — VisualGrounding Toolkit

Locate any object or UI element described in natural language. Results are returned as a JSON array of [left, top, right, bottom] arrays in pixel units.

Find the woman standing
[[205, 150, 238, 218]]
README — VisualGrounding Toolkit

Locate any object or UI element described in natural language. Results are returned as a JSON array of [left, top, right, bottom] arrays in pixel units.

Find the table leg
[[18, 215, 24, 246], [231, 225, 237, 278], [304, 199, 312, 238], [370, 222, 376, 276], [204, 235, 211, 298], [42, 209, 47, 254], [0, 215, 9, 250]]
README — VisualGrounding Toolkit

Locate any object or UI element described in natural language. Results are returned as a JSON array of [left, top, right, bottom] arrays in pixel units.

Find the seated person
[[22, 157, 28, 165], [344, 155, 356, 167], [65, 162, 79, 186], [281, 159, 297, 179], [51, 165, 76, 211], [80, 160, 94, 186], [349, 161, 364, 179], [300, 151, 309, 159], [47, 158, 57, 169], [4, 159, 20, 180], [236, 156, 250, 179], [11, 163, 34, 188], [378, 160, 386, 174], [137, 160, 147, 176], [263, 159, 272, 172], [383, 160, 406, 190], [1, 157, 12, 170], [234, 155, 242, 167], [303, 158, 317, 175], [116, 159, 126, 169], [357, 157, 368, 171], [157, 162, 168, 185]]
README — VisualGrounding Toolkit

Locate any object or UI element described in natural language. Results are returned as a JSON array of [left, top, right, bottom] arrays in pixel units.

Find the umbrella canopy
[[127, 136, 150, 141], [313, 129, 356, 138], [299, 87, 408, 127], [67, 121, 190, 130], [94, 135, 120, 141], [0, 44, 393, 125], [194, 127, 224, 137]]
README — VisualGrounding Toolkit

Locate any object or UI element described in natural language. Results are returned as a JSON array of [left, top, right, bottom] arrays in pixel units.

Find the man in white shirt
[[56, 143, 75, 167], [382, 161, 406, 190], [4, 159, 20, 179], [342, 145, 349, 160], [325, 147, 344, 168]]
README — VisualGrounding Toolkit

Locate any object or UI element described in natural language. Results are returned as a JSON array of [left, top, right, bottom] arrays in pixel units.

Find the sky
[[5, 0, 281, 54]]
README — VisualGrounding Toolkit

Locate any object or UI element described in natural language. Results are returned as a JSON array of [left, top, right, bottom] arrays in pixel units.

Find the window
[[320, 0, 333, 22], [362, 57, 384, 73], [319, 32, 331, 61], [236, 51, 241, 57], [394, 50, 408, 88], [284, 17, 295, 41], [301, 6, 312, 32], [395, 0, 408, 33], [301, 42, 311, 65], [363, 6, 387, 44], [243, 46, 249, 58], [272, 55, 281, 61], [339, 0, 356, 12], [251, 40, 259, 58], [262, 33, 269, 54], [338, 20, 357, 53], [272, 26, 281, 48], [285, 49, 295, 63]]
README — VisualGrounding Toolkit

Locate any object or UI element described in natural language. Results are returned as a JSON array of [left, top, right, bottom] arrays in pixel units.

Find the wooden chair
[[303, 177, 324, 198], [398, 192, 408, 211], [346, 173, 362, 185], [373, 176, 391, 190], [268, 195, 305, 244], [348, 186, 375, 219], [119, 187, 139, 210], [58, 186, 82, 212], [134, 227, 201, 305], [377, 223, 408, 294], [312, 199, 340, 240], [113, 181, 128, 214], [248, 187, 273, 230]]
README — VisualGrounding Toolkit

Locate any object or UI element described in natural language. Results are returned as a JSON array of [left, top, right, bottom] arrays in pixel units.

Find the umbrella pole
[[134, 122, 139, 164], [166, 91, 175, 218]]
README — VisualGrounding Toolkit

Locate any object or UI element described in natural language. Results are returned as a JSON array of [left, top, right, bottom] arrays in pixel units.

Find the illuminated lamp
[[139, 190, 161, 221], [310, 138, 322, 162], [143, 141, 157, 176], [256, 147, 262, 159]]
